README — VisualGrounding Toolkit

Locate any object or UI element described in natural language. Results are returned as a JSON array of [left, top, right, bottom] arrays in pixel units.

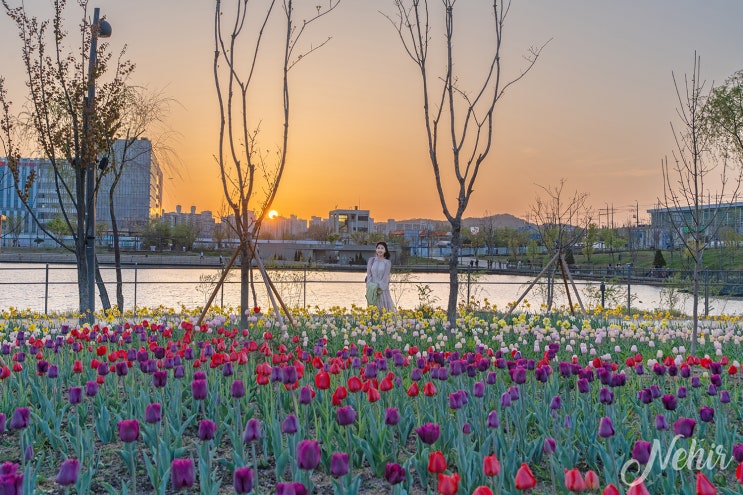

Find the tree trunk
[[239, 241, 251, 329], [447, 220, 462, 323]]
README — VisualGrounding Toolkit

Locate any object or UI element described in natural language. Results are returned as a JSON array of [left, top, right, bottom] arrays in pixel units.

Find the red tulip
[[514, 463, 537, 490], [407, 382, 419, 397], [603, 484, 621, 495], [736, 462, 743, 483], [423, 381, 437, 397], [348, 376, 363, 393], [584, 470, 600, 490], [437, 472, 460, 495], [472, 487, 493, 495], [483, 454, 501, 477], [626, 480, 650, 495], [427, 451, 447, 473], [367, 387, 381, 403], [696, 472, 716, 495], [315, 371, 331, 390], [564, 468, 585, 492]]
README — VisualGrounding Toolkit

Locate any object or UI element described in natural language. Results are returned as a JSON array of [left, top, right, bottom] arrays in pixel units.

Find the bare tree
[[214, 0, 340, 327], [1, 1, 133, 319], [386, 0, 547, 322], [103, 89, 176, 311], [660, 54, 742, 355], [529, 179, 592, 310]]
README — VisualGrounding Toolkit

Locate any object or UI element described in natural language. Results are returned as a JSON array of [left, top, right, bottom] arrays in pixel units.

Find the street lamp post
[[83, 7, 111, 323]]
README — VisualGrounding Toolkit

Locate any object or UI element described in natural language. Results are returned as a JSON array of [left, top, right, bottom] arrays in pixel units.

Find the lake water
[[1, 263, 742, 316]]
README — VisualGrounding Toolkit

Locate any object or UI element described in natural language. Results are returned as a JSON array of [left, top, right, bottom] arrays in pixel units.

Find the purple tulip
[[336, 405, 357, 427], [276, 482, 307, 495], [677, 386, 687, 399], [707, 384, 718, 396], [191, 379, 207, 400], [549, 396, 562, 410], [233, 466, 254, 494], [385, 462, 406, 485], [385, 408, 401, 426], [55, 459, 80, 486], [473, 381, 485, 398], [691, 376, 701, 388], [462, 422, 472, 434], [733, 444, 743, 463], [296, 439, 321, 470], [720, 390, 731, 403], [330, 452, 349, 478], [416, 422, 440, 445], [653, 363, 666, 376], [198, 420, 217, 441], [282, 414, 298, 434], [48, 365, 59, 378], [597, 417, 614, 438], [649, 384, 661, 399], [673, 417, 696, 438], [500, 392, 512, 408], [231, 380, 246, 399], [710, 374, 722, 387], [115, 361, 128, 377], [564, 414, 573, 429], [577, 378, 590, 393], [281, 365, 298, 385], [145, 403, 162, 424], [535, 366, 549, 383], [509, 385, 520, 401], [0, 467, 23, 494], [487, 410, 500, 429], [174, 365, 185, 378], [486, 371, 497, 384], [632, 441, 652, 464], [171, 458, 195, 490], [655, 414, 669, 431], [543, 437, 556, 455], [69, 387, 83, 405], [85, 381, 98, 397], [510, 366, 526, 384], [152, 370, 167, 388], [9, 408, 29, 430], [24, 445, 33, 463], [634, 364, 644, 375], [118, 420, 139, 443], [243, 418, 262, 443], [699, 406, 715, 423], [638, 388, 653, 404], [680, 365, 691, 378], [599, 388, 614, 405], [299, 385, 314, 405], [559, 361, 572, 377], [661, 394, 677, 411]]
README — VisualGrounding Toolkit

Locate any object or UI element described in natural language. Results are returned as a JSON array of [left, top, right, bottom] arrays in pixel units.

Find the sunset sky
[[2, 1, 742, 225]]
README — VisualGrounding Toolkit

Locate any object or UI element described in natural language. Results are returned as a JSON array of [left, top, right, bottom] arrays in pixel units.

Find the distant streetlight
[[83, 7, 112, 323]]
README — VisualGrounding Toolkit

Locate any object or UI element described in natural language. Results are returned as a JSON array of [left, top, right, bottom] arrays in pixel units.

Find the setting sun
[[268, 210, 279, 220]]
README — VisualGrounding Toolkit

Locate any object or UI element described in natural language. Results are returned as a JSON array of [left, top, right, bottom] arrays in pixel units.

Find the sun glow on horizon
[[268, 210, 279, 220]]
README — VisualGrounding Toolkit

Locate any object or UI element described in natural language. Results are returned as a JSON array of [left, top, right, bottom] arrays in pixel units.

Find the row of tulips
[[1, 309, 743, 493]]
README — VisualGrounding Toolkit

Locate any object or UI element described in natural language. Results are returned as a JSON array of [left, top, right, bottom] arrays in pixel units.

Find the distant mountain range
[[399, 213, 531, 231]]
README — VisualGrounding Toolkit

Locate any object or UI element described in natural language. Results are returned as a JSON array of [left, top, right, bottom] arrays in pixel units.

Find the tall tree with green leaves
[[386, 0, 547, 323], [1, 1, 133, 318]]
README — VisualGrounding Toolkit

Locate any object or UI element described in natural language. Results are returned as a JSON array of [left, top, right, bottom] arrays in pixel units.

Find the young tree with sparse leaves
[[660, 54, 742, 355], [386, 0, 547, 323], [214, 0, 340, 328]]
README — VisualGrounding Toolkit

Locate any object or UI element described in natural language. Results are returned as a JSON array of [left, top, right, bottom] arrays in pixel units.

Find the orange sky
[[2, 1, 742, 224]]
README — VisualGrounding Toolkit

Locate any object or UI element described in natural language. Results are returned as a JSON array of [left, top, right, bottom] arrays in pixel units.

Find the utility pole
[[83, 8, 112, 323]]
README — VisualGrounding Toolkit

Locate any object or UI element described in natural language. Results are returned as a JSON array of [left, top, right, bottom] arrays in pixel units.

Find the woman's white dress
[[366, 257, 394, 311]]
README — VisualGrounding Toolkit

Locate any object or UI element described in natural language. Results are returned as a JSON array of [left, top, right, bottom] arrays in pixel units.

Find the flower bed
[[1, 306, 743, 494]]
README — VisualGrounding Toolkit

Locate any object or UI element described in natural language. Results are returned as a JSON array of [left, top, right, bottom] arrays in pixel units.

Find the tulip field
[[1, 303, 743, 494]]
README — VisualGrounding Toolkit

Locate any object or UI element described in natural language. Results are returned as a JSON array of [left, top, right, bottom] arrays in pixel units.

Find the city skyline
[[1, 1, 742, 223]]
